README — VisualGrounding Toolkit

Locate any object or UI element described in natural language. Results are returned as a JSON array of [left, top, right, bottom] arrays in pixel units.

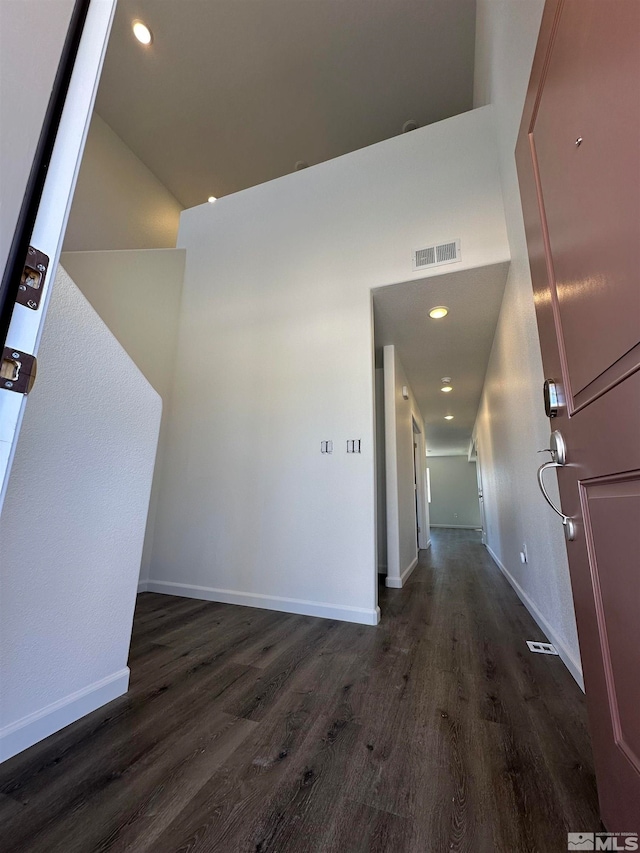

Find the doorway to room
[[412, 417, 421, 549]]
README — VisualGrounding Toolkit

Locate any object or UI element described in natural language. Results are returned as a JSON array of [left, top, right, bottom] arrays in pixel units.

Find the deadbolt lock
[[543, 379, 560, 418]]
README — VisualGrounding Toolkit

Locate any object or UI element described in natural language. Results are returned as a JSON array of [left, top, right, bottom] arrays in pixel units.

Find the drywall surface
[[427, 455, 481, 528], [0, 267, 161, 761], [0, 0, 75, 280], [60, 249, 185, 583], [60, 250, 185, 396], [474, 0, 582, 685], [375, 368, 387, 573], [383, 346, 429, 588], [150, 106, 508, 624], [63, 113, 182, 251]]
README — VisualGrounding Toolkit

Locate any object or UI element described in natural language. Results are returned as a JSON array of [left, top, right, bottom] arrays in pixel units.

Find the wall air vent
[[526, 640, 559, 655], [412, 239, 461, 271]]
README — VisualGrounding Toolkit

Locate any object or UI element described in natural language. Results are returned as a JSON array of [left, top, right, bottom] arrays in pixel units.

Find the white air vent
[[526, 640, 559, 655], [413, 239, 461, 271]]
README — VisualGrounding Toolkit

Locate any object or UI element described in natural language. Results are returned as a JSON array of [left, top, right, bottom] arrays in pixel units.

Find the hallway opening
[[372, 263, 508, 597]]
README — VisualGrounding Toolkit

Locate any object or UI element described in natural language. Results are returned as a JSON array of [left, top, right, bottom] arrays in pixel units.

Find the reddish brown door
[[517, 0, 640, 831]]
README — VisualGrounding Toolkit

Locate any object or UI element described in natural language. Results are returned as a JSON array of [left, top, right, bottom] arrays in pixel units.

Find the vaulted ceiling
[[94, 0, 495, 456], [95, 0, 477, 207]]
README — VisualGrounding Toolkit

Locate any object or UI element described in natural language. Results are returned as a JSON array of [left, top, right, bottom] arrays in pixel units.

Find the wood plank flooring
[[0, 529, 602, 852]]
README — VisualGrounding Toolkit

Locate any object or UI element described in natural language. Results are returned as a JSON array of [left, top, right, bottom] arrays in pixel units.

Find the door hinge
[[17, 245, 49, 311], [1, 347, 37, 395]]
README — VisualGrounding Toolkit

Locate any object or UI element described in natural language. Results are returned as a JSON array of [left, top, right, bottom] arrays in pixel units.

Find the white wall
[[383, 345, 429, 589], [427, 455, 481, 528], [63, 113, 182, 251], [149, 106, 509, 625], [0, 267, 161, 762], [474, 1, 582, 686], [0, 0, 75, 279], [60, 249, 186, 584]]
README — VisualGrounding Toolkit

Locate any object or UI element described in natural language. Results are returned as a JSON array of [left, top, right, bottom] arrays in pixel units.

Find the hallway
[[0, 530, 600, 852]]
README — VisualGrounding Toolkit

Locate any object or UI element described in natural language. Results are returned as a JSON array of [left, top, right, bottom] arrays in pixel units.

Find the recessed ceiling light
[[208, 196, 217, 204], [429, 306, 448, 319], [441, 385, 453, 393], [132, 20, 152, 45], [444, 415, 454, 420]]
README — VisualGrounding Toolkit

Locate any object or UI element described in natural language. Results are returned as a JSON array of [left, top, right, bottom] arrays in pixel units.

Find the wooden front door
[[517, 0, 640, 831]]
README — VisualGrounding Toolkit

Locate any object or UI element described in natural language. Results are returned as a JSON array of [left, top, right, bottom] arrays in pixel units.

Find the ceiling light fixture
[[441, 385, 453, 393], [429, 306, 448, 319], [208, 196, 217, 204], [132, 20, 152, 45], [444, 415, 454, 420]]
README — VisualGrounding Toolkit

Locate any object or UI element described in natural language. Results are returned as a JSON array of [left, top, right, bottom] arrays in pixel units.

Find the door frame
[[0, 0, 116, 512], [470, 435, 487, 545], [412, 416, 430, 551]]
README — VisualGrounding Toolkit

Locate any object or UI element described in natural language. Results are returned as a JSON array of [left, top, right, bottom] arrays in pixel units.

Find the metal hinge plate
[[17, 245, 49, 311], [1, 347, 37, 394]]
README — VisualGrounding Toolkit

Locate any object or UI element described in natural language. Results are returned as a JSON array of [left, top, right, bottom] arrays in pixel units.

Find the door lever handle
[[538, 433, 576, 542]]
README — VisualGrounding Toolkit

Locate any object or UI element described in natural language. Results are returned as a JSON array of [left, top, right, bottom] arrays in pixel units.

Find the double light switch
[[321, 440, 361, 453]]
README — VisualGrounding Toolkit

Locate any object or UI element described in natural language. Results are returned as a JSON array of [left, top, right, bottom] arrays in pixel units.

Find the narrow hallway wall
[[383, 345, 429, 588], [474, 0, 581, 685]]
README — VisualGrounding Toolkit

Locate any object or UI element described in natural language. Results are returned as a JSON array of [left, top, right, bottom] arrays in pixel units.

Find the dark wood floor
[[0, 530, 601, 852]]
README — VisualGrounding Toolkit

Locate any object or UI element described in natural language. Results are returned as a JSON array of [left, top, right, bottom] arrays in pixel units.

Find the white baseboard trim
[[486, 544, 584, 691], [146, 580, 381, 626], [385, 555, 419, 589], [430, 524, 481, 530], [0, 668, 130, 764], [137, 581, 149, 593]]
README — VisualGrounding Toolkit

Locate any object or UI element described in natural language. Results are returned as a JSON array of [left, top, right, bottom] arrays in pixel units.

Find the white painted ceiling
[[95, 0, 476, 207], [374, 263, 510, 456]]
